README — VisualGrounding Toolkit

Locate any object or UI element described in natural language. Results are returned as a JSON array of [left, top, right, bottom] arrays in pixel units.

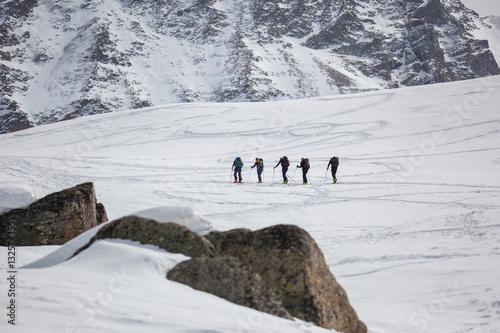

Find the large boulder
[[206, 225, 367, 333], [71, 218, 366, 331], [168, 255, 293, 320], [0, 182, 108, 246], [73, 215, 216, 258]]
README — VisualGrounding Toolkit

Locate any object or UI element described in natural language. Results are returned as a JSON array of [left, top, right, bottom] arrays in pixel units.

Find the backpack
[[258, 158, 264, 168], [235, 157, 243, 167], [331, 156, 339, 167], [282, 156, 290, 166], [304, 158, 310, 169]]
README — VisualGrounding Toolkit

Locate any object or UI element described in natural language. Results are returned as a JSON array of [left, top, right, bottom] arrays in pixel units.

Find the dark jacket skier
[[327, 156, 339, 183], [297, 158, 310, 184], [251, 158, 264, 183], [232, 157, 244, 183], [274, 156, 290, 184]]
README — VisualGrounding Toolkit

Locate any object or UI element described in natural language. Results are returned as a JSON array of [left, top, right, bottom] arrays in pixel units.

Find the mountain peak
[[1, 0, 499, 133]]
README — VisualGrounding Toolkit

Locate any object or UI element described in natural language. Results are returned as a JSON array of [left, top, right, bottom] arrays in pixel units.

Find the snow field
[[0, 76, 500, 332]]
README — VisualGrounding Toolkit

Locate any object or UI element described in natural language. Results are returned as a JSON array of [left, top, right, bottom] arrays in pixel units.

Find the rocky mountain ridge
[[1, 0, 499, 133]]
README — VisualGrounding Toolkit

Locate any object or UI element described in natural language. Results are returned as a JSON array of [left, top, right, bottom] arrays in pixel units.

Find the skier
[[297, 158, 310, 184], [251, 158, 264, 183], [273, 156, 290, 184], [232, 157, 244, 183], [327, 156, 339, 183]]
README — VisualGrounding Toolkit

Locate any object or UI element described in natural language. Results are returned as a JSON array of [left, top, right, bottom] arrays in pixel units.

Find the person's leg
[[332, 166, 338, 182], [302, 169, 307, 183], [282, 166, 288, 183], [238, 168, 242, 181], [257, 169, 263, 182]]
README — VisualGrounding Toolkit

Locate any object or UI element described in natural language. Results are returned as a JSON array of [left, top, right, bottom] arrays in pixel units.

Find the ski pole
[[272, 168, 275, 184], [287, 167, 298, 184], [324, 169, 328, 184], [248, 167, 252, 182], [230, 168, 233, 183]]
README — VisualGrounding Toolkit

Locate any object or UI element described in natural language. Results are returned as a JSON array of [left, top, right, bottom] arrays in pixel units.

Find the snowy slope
[[1, 76, 500, 332], [476, 16, 500, 62]]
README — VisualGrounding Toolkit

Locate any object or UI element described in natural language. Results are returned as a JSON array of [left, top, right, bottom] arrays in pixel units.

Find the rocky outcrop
[[74, 216, 291, 318], [70, 216, 366, 332], [0, 182, 107, 246], [206, 225, 367, 333], [168, 255, 293, 320], [0, 107, 32, 133], [73, 215, 216, 258], [0, 64, 33, 133], [304, 0, 500, 86]]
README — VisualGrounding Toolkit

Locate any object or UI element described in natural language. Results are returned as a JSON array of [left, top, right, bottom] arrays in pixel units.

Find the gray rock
[[73, 215, 216, 258], [167, 255, 293, 320], [0, 182, 107, 246], [71, 217, 366, 331], [74, 216, 292, 320], [206, 225, 367, 333], [96, 202, 108, 226]]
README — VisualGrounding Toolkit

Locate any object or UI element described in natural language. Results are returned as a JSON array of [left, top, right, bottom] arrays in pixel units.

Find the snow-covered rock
[[22, 205, 213, 268], [133, 205, 213, 236], [0, 184, 37, 213]]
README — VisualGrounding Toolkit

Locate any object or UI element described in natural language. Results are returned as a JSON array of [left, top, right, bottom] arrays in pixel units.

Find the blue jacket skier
[[232, 157, 244, 183]]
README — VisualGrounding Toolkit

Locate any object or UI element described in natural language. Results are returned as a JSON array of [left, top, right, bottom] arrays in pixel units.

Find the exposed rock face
[[168, 255, 293, 320], [73, 215, 216, 258], [1, 0, 499, 133], [0, 182, 107, 246], [206, 225, 367, 333], [0, 107, 32, 133]]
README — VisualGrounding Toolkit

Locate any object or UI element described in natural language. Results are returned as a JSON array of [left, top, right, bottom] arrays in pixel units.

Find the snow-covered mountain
[[1, 0, 500, 133]]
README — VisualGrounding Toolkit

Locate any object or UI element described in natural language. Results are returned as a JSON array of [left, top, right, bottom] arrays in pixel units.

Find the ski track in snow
[[1, 77, 500, 332]]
